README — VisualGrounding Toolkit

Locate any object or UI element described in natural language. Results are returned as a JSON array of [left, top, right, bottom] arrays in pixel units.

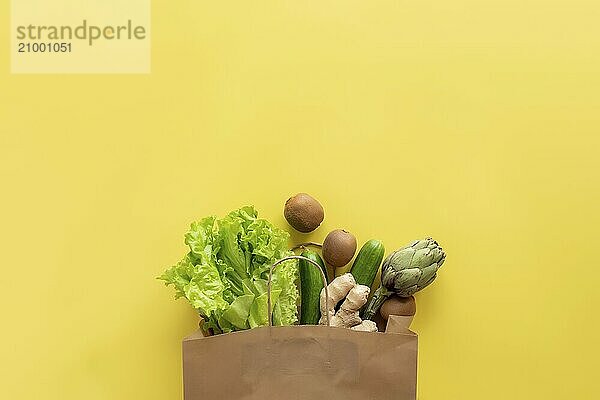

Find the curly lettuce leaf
[[220, 294, 255, 330], [270, 259, 299, 326], [159, 254, 229, 332], [159, 206, 299, 332], [184, 216, 217, 261]]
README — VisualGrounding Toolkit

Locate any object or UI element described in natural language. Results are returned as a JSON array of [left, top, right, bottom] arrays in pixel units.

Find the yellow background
[[1, 1, 599, 399]]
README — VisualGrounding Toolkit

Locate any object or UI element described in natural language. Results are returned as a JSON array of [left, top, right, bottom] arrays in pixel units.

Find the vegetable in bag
[[159, 206, 299, 334]]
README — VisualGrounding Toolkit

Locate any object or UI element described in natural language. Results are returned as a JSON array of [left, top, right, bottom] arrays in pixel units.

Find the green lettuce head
[[159, 206, 298, 333]]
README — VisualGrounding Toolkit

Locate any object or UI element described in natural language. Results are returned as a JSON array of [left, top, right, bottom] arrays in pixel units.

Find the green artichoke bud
[[363, 238, 445, 320]]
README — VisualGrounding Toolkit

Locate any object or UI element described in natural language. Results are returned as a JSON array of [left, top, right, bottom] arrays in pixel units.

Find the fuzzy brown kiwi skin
[[322, 229, 357, 267], [380, 295, 416, 320], [284, 193, 324, 233]]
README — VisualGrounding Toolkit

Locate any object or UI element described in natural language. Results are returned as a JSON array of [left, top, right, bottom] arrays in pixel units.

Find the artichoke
[[363, 238, 446, 320]]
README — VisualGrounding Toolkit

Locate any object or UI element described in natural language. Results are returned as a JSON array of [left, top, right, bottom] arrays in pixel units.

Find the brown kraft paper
[[182, 316, 417, 400]]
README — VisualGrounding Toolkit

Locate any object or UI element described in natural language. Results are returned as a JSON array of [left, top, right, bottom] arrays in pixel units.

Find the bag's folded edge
[[183, 323, 418, 342]]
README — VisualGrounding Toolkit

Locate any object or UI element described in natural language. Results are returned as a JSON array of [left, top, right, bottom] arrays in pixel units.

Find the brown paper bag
[[182, 316, 417, 400]]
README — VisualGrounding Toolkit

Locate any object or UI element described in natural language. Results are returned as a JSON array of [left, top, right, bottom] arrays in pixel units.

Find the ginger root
[[319, 273, 378, 331], [351, 320, 378, 332]]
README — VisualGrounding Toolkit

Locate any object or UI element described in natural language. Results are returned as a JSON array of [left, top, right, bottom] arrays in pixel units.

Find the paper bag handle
[[267, 255, 330, 327]]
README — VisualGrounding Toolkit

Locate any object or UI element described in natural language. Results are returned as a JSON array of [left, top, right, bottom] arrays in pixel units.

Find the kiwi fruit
[[284, 193, 324, 233], [322, 229, 357, 267], [380, 296, 416, 320]]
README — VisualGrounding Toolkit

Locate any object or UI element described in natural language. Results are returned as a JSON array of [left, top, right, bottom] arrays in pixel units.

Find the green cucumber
[[350, 239, 385, 288], [299, 249, 328, 325]]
